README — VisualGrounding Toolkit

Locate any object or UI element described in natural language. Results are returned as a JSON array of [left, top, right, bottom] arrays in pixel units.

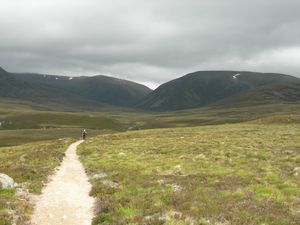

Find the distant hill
[[54, 75, 151, 107], [2, 67, 300, 112], [0, 67, 152, 110], [137, 71, 300, 111], [213, 83, 300, 108]]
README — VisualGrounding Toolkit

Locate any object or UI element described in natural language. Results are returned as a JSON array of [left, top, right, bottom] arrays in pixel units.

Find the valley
[[0, 68, 299, 224]]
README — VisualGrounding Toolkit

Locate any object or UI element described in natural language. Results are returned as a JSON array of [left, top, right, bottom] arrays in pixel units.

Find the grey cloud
[[0, 0, 299, 88]]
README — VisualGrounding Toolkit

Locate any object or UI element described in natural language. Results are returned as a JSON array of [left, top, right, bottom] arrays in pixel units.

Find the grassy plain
[[1, 101, 300, 133], [0, 108, 125, 147], [0, 139, 72, 225], [78, 122, 300, 225], [0, 101, 299, 224], [0, 128, 102, 147]]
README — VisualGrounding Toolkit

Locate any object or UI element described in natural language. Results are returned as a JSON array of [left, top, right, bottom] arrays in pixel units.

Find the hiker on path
[[82, 129, 87, 140]]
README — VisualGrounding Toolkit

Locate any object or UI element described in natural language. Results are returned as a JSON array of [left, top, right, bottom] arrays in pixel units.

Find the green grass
[[0, 110, 123, 130], [0, 128, 105, 147], [1, 102, 299, 132], [0, 102, 299, 224], [0, 139, 72, 225], [78, 123, 300, 225]]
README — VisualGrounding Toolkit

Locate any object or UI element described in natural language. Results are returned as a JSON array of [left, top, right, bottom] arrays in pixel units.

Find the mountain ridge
[[0, 67, 152, 110], [137, 71, 300, 111], [1, 67, 300, 112]]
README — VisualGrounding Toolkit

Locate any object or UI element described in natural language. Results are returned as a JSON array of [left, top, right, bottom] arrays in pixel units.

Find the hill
[[60, 75, 151, 107], [0, 67, 152, 110], [0, 67, 106, 111], [2, 67, 300, 112], [213, 83, 300, 108], [137, 71, 300, 111]]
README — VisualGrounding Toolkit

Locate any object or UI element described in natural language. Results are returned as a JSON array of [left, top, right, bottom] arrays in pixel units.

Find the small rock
[[49, 213, 53, 218], [215, 221, 229, 225], [62, 215, 67, 219], [168, 183, 183, 192], [144, 213, 169, 222], [118, 152, 126, 156], [293, 167, 300, 172], [195, 154, 206, 159], [174, 165, 181, 170], [102, 180, 122, 189], [185, 216, 197, 225], [91, 172, 108, 180], [0, 173, 14, 189], [293, 167, 300, 176], [157, 179, 165, 185]]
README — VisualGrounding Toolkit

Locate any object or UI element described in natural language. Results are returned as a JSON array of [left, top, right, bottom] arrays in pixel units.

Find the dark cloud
[[0, 0, 299, 88]]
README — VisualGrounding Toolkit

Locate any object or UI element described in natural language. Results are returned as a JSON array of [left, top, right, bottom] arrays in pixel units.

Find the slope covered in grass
[[0, 128, 93, 147], [137, 71, 300, 111], [78, 123, 300, 225], [0, 111, 122, 130], [0, 139, 72, 224], [0, 67, 152, 109]]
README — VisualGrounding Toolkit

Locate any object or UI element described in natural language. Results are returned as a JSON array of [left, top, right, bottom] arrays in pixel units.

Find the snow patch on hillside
[[233, 73, 241, 79]]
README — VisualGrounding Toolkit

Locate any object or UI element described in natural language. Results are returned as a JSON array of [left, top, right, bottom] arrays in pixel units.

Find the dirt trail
[[31, 140, 95, 225]]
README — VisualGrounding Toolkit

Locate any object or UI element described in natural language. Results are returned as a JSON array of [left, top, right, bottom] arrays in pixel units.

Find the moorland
[[0, 68, 299, 224]]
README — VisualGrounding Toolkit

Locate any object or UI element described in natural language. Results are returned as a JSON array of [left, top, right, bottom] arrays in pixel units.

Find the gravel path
[[31, 140, 95, 225]]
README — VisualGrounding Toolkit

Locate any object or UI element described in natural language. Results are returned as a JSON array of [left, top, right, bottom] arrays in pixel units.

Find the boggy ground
[[0, 139, 72, 225], [78, 123, 300, 225]]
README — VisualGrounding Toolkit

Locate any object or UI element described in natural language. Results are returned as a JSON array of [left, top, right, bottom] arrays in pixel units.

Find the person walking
[[81, 129, 87, 140]]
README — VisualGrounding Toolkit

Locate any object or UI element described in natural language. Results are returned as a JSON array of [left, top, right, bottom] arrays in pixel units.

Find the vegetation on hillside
[[0, 139, 72, 224], [0, 78, 299, 224], [0, 67, 152, 109], [2, 67, 300, 112], [78, 123, 300, 225], [1, 101, 300, 133], [137, 71, 300, 111], [0, 109, 124, 147], [0, 128, 93, 147]]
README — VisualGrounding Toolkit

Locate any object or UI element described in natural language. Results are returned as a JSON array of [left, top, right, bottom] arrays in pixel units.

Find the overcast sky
[[1, 0, 300, 88]]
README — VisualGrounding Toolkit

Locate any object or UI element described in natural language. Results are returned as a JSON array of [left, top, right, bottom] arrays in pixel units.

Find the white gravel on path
[[31, 140, 95, 225]]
